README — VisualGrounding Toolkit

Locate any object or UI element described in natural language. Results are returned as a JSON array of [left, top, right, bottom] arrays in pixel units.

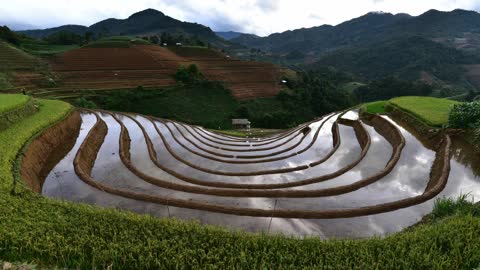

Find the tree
[[174, 64, 205, 84], [0, 26, 20, 45], [84, 31, 94, 43], [149, 35, 159, 44]]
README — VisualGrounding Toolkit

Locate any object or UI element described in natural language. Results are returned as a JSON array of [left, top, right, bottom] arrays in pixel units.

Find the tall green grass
[[432, 194, 480, 221]]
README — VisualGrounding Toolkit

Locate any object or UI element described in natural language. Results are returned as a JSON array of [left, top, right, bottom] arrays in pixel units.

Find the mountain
[[228, 9, 480, 88], [215, 31, 247, 40], [21, 25, 89, 39], [19, 9, 220, 43], [310, 36, 476, 81], [231, 9, 480, 56], [0, 21, 38, 31]]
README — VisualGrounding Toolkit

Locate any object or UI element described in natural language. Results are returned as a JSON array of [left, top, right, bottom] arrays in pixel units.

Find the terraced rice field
[[41, 109, 480, 238], [0, 41, 44, 91], [34, 45, 284, 100]]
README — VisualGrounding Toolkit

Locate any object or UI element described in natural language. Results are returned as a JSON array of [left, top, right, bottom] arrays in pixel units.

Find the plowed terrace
[[43, 45, 284, 100], [40, 108, 476, 238]]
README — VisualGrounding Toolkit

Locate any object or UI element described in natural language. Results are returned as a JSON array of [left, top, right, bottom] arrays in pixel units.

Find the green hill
[[19, 9, 229, 48], [310, 36, 476, 82]]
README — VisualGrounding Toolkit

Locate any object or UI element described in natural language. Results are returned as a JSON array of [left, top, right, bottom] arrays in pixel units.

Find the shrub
[[448, 101, 480, 129], [74, 97, 97, 109], [174, 64, 204, 84]]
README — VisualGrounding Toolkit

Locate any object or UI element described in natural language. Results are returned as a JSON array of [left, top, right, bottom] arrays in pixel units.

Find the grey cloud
[[309, 14, 323, 20], [255, 0, 279, 12]]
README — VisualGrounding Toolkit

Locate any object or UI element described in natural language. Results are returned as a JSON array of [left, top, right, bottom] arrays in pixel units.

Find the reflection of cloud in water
[[42, 112, 480, 239]]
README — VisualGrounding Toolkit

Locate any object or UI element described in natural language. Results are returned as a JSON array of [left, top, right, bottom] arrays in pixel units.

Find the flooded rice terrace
[[42, 110, 480, 239]]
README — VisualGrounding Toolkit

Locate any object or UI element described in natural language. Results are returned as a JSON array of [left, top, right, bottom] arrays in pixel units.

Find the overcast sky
[[1, 0, 479, 36]]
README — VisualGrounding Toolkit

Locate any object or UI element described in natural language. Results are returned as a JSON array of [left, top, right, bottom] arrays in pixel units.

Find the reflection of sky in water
[[42, 112, 480, 239]]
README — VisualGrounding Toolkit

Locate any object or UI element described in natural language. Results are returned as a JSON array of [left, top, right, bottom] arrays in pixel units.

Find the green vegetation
[[0, 98, 72, 190], [362, 100, 387, 114], [354, 77, 434, 102], [73, 97, 97, 109], [449, 101, 480, 142], [87, 69, 355, 129], [0, 72, 12, 90], [0, 26, 21, 45], [82, 36, 151, 48], [99, 83, 238, 129], [44, 31, 84, 45], [83, 40, 131, 48], [174, 64, 205, 84], [20, 39, 79, 56], [449, 101, 480, 129], [389, 96, 459, 127], [1, 189, 480, 269], [315, 36, 475, 82], [0, 41, 39, 70], [340, 81, 365, 92], [430, 194, 480, 221], [1, 96, 480, 269], [0, 94, 29, 114]]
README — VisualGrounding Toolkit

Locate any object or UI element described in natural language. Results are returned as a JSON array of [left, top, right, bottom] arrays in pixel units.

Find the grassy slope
[[103, 86, 238, 129], [0, 98, 71, 190], [389, 96, 459, 127], [362, 100, 387, 114], [1, 96, 480, 268], [0, 94, 29, 114], [0, 41, 39, 70], [19, 39, 80, 56]]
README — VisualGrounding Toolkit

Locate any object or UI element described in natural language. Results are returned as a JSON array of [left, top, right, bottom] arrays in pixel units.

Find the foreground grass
[[1, 193, 480, 269], [389, 96, 459, 127], [1, 97, 480, 269], [0, 94, 29, 114]]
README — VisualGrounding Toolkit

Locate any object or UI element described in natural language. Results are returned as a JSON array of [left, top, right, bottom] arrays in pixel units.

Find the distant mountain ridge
[[228, 8, 480, 89], [20, 9, 220, 43], [231, 9, 480, 55], [215, 31, 250, 40]]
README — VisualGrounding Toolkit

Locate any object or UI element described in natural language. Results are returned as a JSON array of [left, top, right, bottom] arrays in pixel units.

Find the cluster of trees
[[354, 77, 434, 102], [174, 64, 205, 84], [43, 31, 87, 45], [449, 101, 480, 142], [0, 26, 21, 45], [232, 70, 356, 128]]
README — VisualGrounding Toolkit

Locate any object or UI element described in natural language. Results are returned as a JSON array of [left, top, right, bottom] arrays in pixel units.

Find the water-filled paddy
[[42, 110, 480, 238]]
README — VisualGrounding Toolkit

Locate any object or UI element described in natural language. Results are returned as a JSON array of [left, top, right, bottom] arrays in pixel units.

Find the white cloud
[[0, 0, 479, 35]]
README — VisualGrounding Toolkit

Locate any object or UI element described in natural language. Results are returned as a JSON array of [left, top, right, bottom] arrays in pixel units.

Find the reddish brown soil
[[43, 45, 284, 100], [465, 65, 480, 89], [20, 111, 81, 192]]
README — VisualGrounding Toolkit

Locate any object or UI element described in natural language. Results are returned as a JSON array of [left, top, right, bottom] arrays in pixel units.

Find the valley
[[1, 5, 480, 269]]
